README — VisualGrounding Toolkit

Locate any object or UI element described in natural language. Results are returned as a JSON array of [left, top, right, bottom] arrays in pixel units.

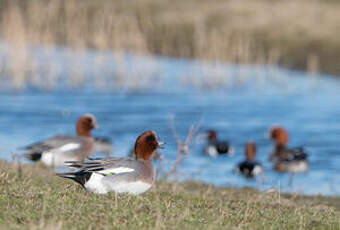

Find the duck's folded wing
[[23, 135, 87, 154], [290, 147, 308, 160], [94, 137, 112, 144], [66, 158, 140, 173]]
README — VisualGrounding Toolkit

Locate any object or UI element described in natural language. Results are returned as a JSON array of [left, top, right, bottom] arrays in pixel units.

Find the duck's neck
[[76, 126, 92, 137], [246, 156, 255, 161], [136, 153, 152, 161], [275, 143, 287, 149]]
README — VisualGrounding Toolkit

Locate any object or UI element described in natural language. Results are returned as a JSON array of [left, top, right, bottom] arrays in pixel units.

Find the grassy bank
[[0, 0, 340, 78], [0, 161, 339, 229]]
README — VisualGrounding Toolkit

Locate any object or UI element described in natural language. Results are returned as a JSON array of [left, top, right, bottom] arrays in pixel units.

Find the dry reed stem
[[1, 0, 339, 90], [162, 116, 202, 180]]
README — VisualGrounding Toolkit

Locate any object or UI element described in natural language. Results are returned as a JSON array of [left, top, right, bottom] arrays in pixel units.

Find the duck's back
[[238, 160, 263, 178]]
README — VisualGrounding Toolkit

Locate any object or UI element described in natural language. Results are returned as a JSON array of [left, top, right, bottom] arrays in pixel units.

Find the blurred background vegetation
[[0, 0, 339, 76]]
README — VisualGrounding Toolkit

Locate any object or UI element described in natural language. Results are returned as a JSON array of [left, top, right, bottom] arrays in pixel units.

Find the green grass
[[0, 161, 339, 229]]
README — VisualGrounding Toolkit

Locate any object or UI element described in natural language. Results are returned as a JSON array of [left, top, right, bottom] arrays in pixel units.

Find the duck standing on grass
[[23, 114, 98, 167], [58, 130, 164, 195], [269, 125, 309, 174], [204, 130, 233, 157], [235, 141, 263, 178]]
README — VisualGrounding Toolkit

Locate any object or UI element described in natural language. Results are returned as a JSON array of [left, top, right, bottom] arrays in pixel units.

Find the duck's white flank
[[228, 147, 235, 155], [41, 151, 77, 166], [84, 172, 151, 195], [41, 143, 80, 166], [84, 173, 107, 194], [110, 181, 152, 195], [205, 145, 218, 157], [40, 143, 81, 166], [59, 143, 81, 152], [41, 152, 55, 166], [289, 161, 309, 173], [101, 167, 135, 175], [253, 165, 263, 175]]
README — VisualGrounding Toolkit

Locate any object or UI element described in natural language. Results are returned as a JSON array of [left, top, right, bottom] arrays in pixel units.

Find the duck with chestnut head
[[269, 125, 308, 173], [58, 130, 164, 195], [235, 141, 263, 178], [204, 130, 233, 157], [23, 114, 98, 167]]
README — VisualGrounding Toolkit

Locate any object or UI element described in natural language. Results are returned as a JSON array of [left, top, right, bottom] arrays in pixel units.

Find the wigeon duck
[[94, 137, 113, 157], [235, 141, 263, 178], [204, 130, 233, 157], [58, 130, 164, 195], [23, 114, 97, 167], [269, 125, 309, 173]]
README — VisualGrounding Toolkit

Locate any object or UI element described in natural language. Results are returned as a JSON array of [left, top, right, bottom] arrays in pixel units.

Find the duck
[[204, 130, 233, 157], [269, 125, 309, 173], [235, 141, 263, 178], [23, 114, 97, 167], [58, 130, 163, 195]]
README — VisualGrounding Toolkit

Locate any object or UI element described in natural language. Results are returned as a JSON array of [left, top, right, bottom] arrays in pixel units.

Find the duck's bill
[[157, 141, 165, 149]]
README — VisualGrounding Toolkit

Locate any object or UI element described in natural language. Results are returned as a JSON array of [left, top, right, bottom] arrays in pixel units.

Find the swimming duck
[[204, 130, 233, 157], [58, 130, 163, 195], [23, 114, 97, 167], [269, 125, 309, 173], [236, 141, 263, 178]]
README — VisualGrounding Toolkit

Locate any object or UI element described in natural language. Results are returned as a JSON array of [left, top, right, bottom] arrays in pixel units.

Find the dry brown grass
[[0, 0, 340, 89]]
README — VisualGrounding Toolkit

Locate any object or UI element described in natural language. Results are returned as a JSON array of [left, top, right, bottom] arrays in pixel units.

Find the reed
[[0, 0, 339, 89]]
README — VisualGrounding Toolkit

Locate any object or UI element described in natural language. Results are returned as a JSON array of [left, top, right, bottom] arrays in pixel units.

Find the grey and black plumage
[[270, 145, 308, 162], [269, 126, 309, 173], [204, 130, 234, 157], [23, 114, 96, 167], [59, 157, 153, 186], [235, 141, 263, 178], [273, 145, 309, 173], [23, 135, 94, 166], [237, 160, 263, 179], [287, 147, 308, 160], [58, 130, 163, 195]]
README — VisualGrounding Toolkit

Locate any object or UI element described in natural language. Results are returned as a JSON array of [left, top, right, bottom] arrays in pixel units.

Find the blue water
[[0, 41, 339, 196]]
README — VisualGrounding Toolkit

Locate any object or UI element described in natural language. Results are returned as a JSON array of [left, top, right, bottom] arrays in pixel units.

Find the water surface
[[0, 42, 339, 196]]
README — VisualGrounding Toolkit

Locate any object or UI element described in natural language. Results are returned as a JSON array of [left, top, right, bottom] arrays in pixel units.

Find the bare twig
[[155, 154, 165, 182], [12, 153, 23, 180], [162, 116, 203, 180]]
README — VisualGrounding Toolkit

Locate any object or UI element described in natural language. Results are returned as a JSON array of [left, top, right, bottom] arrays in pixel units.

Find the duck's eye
[[271, 131, 276, 138], [146, 134, 156, 143], [86, 118, 92, 123]]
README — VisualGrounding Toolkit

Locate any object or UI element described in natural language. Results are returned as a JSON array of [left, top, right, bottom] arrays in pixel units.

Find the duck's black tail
[[24, 152, 42, 162], [57, 171, 92, 188], [291, 147, 308, 160]]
